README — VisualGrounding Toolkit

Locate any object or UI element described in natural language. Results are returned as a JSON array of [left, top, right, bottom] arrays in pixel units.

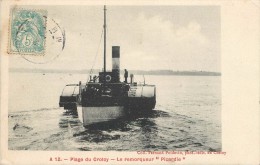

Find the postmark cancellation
[[8, 8, 47, 55]]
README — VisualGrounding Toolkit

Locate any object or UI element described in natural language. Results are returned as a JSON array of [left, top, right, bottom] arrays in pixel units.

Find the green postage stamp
[[8, 8, 47, 55]]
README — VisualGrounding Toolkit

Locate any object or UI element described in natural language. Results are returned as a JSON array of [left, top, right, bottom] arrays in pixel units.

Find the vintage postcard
[[0, 0, 259, 165]]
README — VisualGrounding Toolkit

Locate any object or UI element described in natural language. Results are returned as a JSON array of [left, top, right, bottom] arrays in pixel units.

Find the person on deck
[[124, 69, 128, 83], [93, 75, 97, 83]]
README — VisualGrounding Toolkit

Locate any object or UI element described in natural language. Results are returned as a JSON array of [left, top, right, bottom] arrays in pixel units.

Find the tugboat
[[59, 6, 156, 126]]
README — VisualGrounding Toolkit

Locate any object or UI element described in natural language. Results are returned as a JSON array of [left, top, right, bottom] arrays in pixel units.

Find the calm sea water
[[8, 73, 221, 151]]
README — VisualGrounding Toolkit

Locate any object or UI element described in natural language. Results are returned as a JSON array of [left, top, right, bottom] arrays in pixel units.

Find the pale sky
[[9, 6, 220, 72]]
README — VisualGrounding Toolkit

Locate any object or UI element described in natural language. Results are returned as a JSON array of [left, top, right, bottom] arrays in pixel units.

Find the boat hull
[[81, 106, 125, 126]]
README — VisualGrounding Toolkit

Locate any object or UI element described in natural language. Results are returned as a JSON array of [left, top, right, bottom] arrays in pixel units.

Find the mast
[[103, 5, 107, 74]]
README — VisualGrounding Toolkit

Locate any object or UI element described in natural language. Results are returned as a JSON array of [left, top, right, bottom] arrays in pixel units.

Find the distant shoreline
[[9, 68, 221, 76]]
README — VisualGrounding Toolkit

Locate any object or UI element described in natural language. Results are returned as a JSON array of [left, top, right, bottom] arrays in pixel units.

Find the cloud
[[9, 7, 220, 72], [118, 13, 215, 71]]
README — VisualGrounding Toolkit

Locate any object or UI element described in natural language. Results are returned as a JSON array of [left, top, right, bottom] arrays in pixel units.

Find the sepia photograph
[[7, 5, 221, 151]]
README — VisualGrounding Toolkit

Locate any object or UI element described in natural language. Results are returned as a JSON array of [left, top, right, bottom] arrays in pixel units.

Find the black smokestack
[[112, 46, 120, 82]]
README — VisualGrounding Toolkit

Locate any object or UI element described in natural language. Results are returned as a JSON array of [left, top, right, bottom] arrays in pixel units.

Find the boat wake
[[8, 106, 220, 151]]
